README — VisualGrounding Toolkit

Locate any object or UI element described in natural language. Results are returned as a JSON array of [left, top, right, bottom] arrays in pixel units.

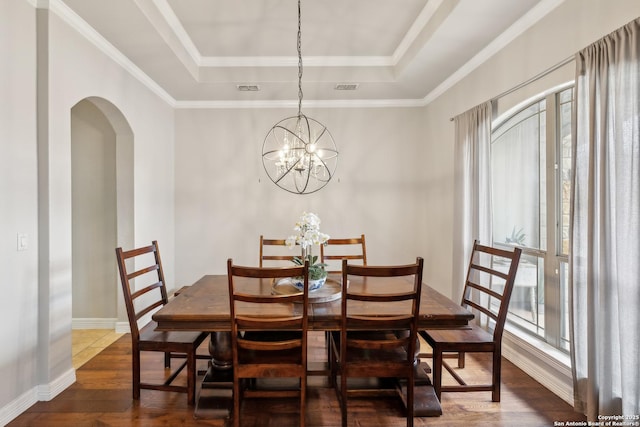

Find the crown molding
[[200, 56, 393, 68], [174, 98, 426, 110], [48, 0, 177, 107], [422, 0, 566, 105]]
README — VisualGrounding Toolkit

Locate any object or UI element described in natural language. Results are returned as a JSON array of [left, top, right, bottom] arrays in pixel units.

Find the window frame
[[490, 83, 574, 354]]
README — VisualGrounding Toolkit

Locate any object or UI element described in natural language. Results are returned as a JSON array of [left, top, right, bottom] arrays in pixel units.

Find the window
[[490, 86, 573, 353]]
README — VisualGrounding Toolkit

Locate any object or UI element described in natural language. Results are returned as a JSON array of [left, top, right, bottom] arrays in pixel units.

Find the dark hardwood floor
[[9, 332, 586, 426]]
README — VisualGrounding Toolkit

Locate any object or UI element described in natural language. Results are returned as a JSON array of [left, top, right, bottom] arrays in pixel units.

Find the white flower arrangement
[[285, 212, 329, 280]]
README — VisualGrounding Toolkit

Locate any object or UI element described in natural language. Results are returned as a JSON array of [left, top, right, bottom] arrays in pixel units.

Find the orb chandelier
[[262, 0, 338, 195]]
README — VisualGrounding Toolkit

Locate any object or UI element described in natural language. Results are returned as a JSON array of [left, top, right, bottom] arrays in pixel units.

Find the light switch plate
[[17, 233, 28, 251]]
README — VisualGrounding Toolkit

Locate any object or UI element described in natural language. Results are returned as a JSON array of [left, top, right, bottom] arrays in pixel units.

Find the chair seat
[[139, 321, 206, 347], [423, 324, 495, 345], [343, 331, 410, 364]]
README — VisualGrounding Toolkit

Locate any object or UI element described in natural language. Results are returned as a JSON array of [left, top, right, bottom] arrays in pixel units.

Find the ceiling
[[56, 0, 558, 107]]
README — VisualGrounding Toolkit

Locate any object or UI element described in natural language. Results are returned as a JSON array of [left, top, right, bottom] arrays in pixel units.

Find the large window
[[491, 86, 573, 352]]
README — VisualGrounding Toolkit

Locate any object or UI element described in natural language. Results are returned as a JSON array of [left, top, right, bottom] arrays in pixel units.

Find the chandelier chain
[[297, 0, 303, 117]]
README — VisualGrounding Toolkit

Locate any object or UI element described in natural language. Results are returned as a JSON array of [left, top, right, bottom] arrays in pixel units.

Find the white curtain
[[452, 101, 493, 303], [570, 18, 640, 419]]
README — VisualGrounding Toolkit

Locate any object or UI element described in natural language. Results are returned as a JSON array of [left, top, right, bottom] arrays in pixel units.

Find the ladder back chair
[[330, 258, 424, 427], [420, 240, 522, 402], [320, 234, 367, 273], [227, 259, 310, 427], [318, 234, 368, 371], [115, 241, 207, 405], [259, 235, 296, 267]]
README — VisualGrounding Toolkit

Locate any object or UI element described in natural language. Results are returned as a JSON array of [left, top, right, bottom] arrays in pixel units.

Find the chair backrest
[[259, 235, 296, 267], [320, 234, 367, 273], [461, 240, 522, 343], [115, 240, 169, 343], [227, 259, 309, 356], [340, 257, 423, 359]]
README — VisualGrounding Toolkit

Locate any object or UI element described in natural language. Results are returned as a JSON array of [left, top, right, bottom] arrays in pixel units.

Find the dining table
[[152, 273, 474, 418]]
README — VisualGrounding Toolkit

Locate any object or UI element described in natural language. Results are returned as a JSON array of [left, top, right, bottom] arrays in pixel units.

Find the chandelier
[[262, 0, 338, 195]]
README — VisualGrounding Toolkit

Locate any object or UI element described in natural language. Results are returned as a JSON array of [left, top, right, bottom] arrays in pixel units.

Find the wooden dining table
[[152, 273, 474, 417]]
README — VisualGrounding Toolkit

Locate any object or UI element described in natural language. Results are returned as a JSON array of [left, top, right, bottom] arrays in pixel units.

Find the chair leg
[[132, 349, 141, 400], [458, 351, 465, 368], [164, 352, 171, 368], [340, 369, 348, 427], [233, 374, 241, 427], [492, 349, 501, 402], [300, 376, 306, 427], [406, 373, 414, 427], [325, 330, 331, 370], [328, 336, 337, 388], [432, 348, 443, 401], [187, 351, 196, 406]]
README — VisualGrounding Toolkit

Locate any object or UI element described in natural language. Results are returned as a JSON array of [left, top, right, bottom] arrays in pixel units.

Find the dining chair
[[317, 234, 368, 371], [320, 234, 367, 273], [330, 258, 424, 427], [115, 241, 207, 405], [259, 235, 296, 267], [420, 240, 522, 402], [227, 258, 310, 427]]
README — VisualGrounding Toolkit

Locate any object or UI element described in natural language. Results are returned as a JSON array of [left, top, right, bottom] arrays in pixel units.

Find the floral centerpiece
[[285, 212, 329, 291]]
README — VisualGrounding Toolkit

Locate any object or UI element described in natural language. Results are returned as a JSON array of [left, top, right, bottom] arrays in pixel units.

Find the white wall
[[174, 107, 428, 286], [421, 0, 640, 298], [0, 1, 177, 422], [0, 0, 39, 411]]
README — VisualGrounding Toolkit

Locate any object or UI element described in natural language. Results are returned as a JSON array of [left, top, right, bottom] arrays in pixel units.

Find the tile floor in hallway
[[72, 329, 124, 369]]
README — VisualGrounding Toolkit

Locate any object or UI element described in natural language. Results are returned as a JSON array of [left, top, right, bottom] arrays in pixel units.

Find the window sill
[[502, 324, 574, 406]]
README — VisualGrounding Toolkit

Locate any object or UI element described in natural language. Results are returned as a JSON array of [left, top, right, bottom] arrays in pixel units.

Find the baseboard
[[71, 317, 118, 329], [114, 312, 155, 334], [37, 368, 76, 401], [0, 368, 75, 426], [0, 388, 37, 426], [502, 328, 574, 406], [115, 321, 131, 334]]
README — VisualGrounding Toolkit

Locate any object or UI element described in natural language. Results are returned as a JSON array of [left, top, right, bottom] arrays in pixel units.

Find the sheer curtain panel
[[452, 102, 493, 303], [570, 18, 640, 419]]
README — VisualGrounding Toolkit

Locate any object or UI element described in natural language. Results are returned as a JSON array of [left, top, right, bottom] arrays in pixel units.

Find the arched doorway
[[70, 97, 134, 334]]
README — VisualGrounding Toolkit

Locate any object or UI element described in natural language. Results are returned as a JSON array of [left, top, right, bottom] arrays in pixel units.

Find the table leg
[[194, 332, 233, 419], [209, 331, 233, 370]]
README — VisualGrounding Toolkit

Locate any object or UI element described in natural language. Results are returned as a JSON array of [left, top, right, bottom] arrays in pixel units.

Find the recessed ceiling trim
[[174, 98, 426, 109], [49, 0, 565, 110], [153, 0, 404, 69], [200, 56, 393, 68], [392, 0, 444, 64], [136, 0, 200, 80], [153, 0, 202, 63]]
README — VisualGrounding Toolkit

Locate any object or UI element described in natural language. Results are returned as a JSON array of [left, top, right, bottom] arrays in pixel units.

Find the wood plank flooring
[[9, 331, 586, 426]]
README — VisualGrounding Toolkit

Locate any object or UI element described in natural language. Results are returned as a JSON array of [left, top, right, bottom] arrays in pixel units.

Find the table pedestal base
[[195, 361, 442, 419]]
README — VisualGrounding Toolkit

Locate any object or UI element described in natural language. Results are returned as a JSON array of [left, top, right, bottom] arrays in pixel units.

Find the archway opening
[[70, 97, 134, 365]]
